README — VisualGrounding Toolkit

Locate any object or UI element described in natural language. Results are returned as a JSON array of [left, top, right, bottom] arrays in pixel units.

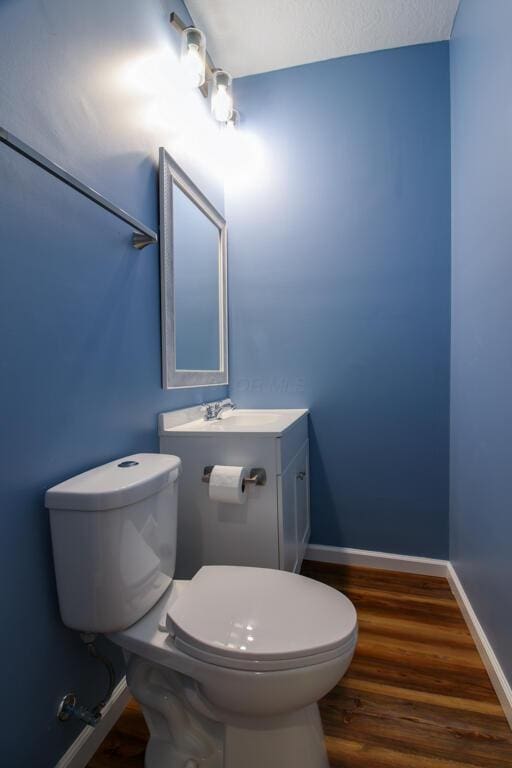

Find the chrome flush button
[[118, 460, 139, 468]]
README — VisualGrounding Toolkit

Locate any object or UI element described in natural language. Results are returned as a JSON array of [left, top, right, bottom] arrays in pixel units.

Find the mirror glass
[[159, 148, 228, 389], [173, 184, 220, 371]]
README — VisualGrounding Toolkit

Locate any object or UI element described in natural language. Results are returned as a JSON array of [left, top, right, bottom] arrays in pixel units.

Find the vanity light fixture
[[170, 12, 236, 124], [211, 70, 233, 123], [180, 26, 206, 89]]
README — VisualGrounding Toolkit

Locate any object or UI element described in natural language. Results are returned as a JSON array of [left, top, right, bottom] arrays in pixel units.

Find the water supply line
[[57, 635, 116, 727]]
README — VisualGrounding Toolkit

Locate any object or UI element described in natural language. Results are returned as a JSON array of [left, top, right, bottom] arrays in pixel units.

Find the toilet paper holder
[[202, 466, 267, 488]]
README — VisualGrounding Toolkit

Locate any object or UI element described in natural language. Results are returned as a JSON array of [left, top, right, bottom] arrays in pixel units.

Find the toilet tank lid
[[45, 453, 181, 512]]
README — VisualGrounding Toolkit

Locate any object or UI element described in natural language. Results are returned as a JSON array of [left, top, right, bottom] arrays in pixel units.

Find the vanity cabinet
[[159, 408, 310, 578]]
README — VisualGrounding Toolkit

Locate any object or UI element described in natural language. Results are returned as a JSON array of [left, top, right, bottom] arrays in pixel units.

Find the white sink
[[209, 411, 281, 427], [159, 408, 308, 436]]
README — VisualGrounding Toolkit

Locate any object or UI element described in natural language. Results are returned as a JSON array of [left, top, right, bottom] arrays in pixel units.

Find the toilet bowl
[[110, 568, 357, 768], [45, 453, 357, 768]]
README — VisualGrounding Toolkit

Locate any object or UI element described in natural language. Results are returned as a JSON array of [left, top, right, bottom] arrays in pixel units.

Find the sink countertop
[[158, 408, 309, 437]]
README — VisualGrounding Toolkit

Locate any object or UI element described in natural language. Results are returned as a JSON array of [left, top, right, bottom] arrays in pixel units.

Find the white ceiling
[[184, 0, 460, 78]]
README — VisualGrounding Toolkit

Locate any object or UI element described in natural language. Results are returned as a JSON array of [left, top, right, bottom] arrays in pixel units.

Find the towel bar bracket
[[132, 233, 158, 250]]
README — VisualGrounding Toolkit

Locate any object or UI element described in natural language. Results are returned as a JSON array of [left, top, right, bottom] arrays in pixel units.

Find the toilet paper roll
[[208, 465, 250, 505]]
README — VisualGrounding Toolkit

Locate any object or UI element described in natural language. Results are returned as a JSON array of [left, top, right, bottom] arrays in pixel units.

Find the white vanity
[[159, 407, 310, 578]]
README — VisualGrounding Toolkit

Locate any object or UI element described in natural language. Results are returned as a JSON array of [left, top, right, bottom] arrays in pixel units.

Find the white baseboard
[[55, 677, 130, 768], [305, 544, 449, 576], [447, 564, 512, 730]]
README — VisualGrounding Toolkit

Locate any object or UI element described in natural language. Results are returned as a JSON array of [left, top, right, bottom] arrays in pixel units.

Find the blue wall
[[226, 43, 451, 557], [0, 1, 227, 765], [450, 0, 512, 686], [5, 1, 501, 759]]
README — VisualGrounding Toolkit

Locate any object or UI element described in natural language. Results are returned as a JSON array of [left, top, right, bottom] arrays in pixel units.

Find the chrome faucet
[[215, 399, 237, 419], [201, 399, 237, 421]]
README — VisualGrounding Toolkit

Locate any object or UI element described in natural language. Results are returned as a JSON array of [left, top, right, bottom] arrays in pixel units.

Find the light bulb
[[213, 85, 232, 122], [181, 27, 206, 89], [211, 70, 233, 123], [226, 109, 240, 131], [184, 43, 204, 87]]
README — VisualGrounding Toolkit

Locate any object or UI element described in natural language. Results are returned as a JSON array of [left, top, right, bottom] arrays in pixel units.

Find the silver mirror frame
[[159, 148, 228, 389]]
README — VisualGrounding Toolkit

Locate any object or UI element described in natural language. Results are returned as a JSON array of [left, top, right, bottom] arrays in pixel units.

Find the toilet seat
[[166, 565, 357, 672]]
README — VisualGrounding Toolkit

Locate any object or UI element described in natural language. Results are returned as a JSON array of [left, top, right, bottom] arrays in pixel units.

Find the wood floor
[[87, 562, 512, 768]]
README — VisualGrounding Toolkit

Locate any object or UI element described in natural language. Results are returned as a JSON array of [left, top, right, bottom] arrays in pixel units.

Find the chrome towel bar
[[0, 126, 158, 250]]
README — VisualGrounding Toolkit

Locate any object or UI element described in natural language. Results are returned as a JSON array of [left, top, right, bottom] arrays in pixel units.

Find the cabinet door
[[278, 455, 298, 572], [278, 440, 310, 573], [294, 441, 310, 570]]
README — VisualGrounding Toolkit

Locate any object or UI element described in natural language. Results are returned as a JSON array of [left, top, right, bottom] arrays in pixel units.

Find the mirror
[[159, 148, 228, 389]]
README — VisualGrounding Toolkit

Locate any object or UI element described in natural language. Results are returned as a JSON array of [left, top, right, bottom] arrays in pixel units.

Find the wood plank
[[321, 692, 512, 767], [325, 736, 498, 768], [342, 678, 506, 718], [87, 561, 512, 768], [86, 730, 146, 768]]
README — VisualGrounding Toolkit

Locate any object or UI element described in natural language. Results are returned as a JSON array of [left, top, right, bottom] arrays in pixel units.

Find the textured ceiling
[[184, 0, 460, 78]]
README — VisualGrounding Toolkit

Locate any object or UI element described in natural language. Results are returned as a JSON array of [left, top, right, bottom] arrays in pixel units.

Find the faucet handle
[[201, 402, 220, 421], [219, 398, 236, 409]]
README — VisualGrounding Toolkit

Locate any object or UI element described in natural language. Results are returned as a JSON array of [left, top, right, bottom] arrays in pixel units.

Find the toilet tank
[[45, 453, 181, 634]]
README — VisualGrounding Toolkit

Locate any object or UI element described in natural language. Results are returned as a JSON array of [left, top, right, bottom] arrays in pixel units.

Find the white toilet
[[46, 453, 357, 768]]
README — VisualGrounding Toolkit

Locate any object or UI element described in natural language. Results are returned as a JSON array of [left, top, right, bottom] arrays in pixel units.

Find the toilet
[[46, 453, 357, 768]]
